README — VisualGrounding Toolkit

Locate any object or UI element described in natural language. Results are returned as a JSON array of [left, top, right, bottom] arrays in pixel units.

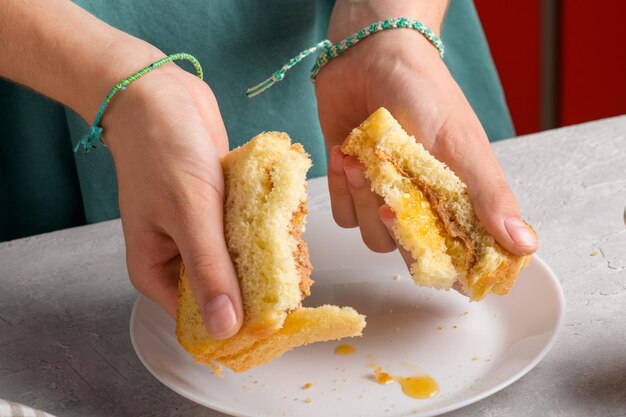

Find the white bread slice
[[216, 306, 366, 373], [176, 132, 365, 373], [341, 108, 530, 300]]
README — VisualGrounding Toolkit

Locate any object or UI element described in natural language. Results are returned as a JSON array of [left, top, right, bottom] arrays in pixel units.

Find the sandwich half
[[177, 132, 365, 373], [341, 108, 531, 300]]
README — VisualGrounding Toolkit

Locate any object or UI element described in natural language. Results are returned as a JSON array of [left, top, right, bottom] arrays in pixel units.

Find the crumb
[[395, 326, 400, 332], [302, 383, 312, 390], [253, 380, 259, 384], [388, 309, 394, 313], [453, 325, 458, 329], [331, 388, 336, 392], [304, 398, 312, 404], [461, 311, 469, 316], [494, 312, 501, 318], [591, 251, 599, 256], [282, 396, 287, 400], [471, 356, 479, 361], [437, 325, 443, 330], [393, 274, 402, 281]]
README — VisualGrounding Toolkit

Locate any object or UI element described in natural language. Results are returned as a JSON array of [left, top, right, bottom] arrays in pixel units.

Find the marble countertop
[[1, 116, 625, 417]]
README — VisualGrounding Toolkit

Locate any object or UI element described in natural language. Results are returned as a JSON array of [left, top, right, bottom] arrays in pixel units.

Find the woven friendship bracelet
[[246, 17, 444, 98], [75, 52, 203, 153]]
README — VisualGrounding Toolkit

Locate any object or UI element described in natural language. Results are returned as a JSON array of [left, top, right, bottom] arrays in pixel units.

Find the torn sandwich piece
[[176, 132, 365, 373], [341, 108, 530, 300]]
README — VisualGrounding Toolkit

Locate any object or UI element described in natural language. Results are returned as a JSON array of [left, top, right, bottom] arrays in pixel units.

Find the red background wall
[[474, 0, 626, 135]]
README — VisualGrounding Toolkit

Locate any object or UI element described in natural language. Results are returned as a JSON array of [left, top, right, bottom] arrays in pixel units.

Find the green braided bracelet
[[75, 52, 203, 153], [246, 17, 444, 98]]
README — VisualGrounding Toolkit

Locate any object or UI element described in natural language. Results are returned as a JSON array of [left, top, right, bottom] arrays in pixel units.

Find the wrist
[[328, 0, 448, 42], [75, 34, 167, 123]]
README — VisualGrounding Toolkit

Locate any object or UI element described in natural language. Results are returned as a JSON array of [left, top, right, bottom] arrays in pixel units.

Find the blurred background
[[474, 0, 626, 135]]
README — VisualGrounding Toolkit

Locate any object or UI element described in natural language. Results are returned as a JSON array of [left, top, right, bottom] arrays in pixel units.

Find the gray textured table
[[1, 117, 625, 417]]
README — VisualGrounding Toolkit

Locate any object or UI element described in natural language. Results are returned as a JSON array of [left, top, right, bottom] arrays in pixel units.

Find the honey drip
[[374, 367, 438, 399], [334, 344, 356, 356]]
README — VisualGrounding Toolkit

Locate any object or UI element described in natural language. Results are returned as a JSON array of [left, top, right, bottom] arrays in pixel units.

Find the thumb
[[429, 124, 538, 256], [172, 190, 243, 340], [397, 109, 539, 256]]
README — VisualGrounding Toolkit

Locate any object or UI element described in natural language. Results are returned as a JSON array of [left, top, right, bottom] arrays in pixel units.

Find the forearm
[[0, 0, 164, 121], [328, 0, 449, 41]]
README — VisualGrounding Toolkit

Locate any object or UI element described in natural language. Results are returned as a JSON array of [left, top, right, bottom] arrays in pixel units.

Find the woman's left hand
[[315, 3, 538, 263]]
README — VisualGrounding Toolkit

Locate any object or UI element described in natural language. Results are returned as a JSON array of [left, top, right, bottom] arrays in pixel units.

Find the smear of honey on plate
[[334, 344, 356, 356], [373, 366, 439, 399]]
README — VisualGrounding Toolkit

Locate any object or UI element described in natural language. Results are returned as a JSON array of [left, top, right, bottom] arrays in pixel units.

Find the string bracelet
[[246, 17, 444, 98], [75, 52, 203, 153]]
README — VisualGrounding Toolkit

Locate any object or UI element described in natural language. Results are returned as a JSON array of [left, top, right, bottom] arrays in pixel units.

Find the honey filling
[[374, 149, 476, 275]]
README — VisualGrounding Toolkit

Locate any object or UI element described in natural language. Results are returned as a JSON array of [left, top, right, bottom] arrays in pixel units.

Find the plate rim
[[130, 254, 564, 417]]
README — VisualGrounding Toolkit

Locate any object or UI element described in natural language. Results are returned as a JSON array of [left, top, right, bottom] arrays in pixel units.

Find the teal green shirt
[[0, 0, 513, 241]]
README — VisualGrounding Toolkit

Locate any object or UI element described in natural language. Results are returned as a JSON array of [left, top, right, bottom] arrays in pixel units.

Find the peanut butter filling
[[289, 200, 314, 300]]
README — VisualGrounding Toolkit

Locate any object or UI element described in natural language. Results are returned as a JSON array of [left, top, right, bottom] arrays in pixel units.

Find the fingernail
[[504, 217, 538, 251], [344, 164, 367, 188], [378, 205, 395, 226], [330, 146, 344, 175], [203, 294, 237, 339]]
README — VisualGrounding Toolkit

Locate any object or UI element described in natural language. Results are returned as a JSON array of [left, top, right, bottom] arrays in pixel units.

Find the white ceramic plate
[[130, 208, 564, 417]]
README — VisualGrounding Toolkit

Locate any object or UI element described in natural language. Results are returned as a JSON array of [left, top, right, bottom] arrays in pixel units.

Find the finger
[[126, 228, 180, 318], [170, 183, 244, 340], [343, 156, 396, 253], [475, 175, 539, 256], [378, 205, 414, 266], [124, 227, 181, 318], [328, 146, 358, 228], [380, 205, 468, 297]]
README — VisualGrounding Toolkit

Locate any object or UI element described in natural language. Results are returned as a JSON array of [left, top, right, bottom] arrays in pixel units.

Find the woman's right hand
[[103, 61, 244, 340], [0, 0, 243, 338]]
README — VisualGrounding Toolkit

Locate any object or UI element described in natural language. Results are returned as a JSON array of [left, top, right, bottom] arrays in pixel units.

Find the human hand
[[315, 5, 538, 264], [0, 0, 242, 338], [102, 61, 243, 339]]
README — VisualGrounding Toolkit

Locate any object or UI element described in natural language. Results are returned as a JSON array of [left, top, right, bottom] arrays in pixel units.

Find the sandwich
[[341, 108, 531, 300], [176, 132, 365, 374]]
